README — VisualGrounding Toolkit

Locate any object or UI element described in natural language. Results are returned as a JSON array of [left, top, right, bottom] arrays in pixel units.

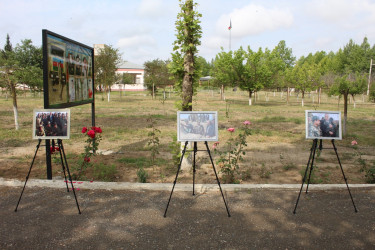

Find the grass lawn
[[0, 88, 374, 184]]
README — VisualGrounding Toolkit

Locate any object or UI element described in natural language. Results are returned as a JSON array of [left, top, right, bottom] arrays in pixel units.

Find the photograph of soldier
[[33, 110, 70, 139], [306, 111, 341, 139], [178, 112, 218, 141]]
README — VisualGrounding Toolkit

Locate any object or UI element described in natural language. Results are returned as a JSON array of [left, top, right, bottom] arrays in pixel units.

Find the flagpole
[[229, 19, 232, 51]]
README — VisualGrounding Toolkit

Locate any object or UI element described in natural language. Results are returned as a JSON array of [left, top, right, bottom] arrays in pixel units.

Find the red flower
[[227, 128, 235, 133], [243, 120, 251, 125], [87, 129, 95, 138], [94, 127, 102, 133], [84, 156, 91, 163], [82, 127, 88, 133]]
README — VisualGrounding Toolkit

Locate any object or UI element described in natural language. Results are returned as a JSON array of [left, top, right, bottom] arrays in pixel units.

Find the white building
[[114, 61, 146, 91], [94, 44, 146, 91]]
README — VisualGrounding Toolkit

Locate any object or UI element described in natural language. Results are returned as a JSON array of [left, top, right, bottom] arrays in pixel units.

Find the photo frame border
[[177, 111, 218, 142], [305, 110, 342, 140], [32, 108, 71, 140]]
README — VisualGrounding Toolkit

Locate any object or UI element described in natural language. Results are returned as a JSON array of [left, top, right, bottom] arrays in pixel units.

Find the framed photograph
[[43, 30, 94, 108], [305, 110, 342, 140], [33, 109, 70, 140], [177, 111, 218, 142]]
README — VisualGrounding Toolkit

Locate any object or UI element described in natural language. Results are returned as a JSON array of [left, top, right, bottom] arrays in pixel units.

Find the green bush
[[137, 167, 148, 183]]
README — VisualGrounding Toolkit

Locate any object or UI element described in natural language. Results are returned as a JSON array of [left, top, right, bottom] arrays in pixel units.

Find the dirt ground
[[0, 138, 373, 185], [1, 185, 375, 249]]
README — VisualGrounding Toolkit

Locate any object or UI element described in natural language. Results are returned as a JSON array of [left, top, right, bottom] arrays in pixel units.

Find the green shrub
[[137, 167, 148, 183]]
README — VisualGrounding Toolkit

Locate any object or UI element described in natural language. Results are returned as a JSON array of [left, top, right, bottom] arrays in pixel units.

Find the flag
[[228, 20, 232, 30]]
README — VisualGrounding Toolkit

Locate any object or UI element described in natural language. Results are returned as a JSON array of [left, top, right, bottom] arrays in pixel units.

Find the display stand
[[293, 139, 358, 214], [15, 139, 81, 214], [164, 141, 231, 217]]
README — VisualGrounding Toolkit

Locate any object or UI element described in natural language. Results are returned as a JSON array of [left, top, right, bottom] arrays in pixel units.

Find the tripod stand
[[15, 139, 81, 214], [293, 139, 358, 214], [164, 141, 231, 217]]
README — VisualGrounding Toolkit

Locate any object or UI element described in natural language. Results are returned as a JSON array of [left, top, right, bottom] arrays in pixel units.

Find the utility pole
[[367, 59, 375, 95]]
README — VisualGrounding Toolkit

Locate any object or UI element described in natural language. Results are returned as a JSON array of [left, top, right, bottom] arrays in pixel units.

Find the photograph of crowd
[[178, 112, 218, 142], [33, 109, 70, 139], [306, 111, 342, 140]]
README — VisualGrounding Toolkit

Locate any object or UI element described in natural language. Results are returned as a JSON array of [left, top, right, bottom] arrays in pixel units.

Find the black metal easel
[[293, 139, 358, 214], [164, 141, 231, 217], [15, 139, 81, 214]]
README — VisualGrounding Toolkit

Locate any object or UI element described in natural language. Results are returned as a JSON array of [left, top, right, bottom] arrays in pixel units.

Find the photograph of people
[[178, 112, 218, 141], [33, 110, 70, 139], [306, 111, 341, 139]]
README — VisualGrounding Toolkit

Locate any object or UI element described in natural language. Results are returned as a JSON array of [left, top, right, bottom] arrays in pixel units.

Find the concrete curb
[[1, 177, 375, 192]]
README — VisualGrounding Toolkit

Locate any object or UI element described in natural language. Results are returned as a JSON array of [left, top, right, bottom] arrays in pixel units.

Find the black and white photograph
[[33, 109, 70, 140], [177, 111, 218, 142], [306, 110, 342, 140]]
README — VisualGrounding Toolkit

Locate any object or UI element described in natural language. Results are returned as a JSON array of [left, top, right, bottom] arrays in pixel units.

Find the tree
[[14, 39, 43, 93], [212, 49, 235, 100], [144, 59, 173, 99], [238, 46, 272, 105], [94, 44, 122, 102], [329, 72, 366, 135], [0, 34, 19, 130], [169, 0, 202, 111]]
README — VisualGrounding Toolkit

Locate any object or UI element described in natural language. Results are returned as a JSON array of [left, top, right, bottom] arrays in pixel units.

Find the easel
[[15, 139, 81, 214], [164, 141, 231, 217], [293, 139, 358, 214]]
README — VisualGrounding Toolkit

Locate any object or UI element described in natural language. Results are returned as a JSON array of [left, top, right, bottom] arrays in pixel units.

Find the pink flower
[[82, 127, 88, 133], [351, 140, 358, 146], [243, 120, 251, 125], [87, 129, 95, 139], [227, 128, 235, 133], [212, 141, 219, 149]]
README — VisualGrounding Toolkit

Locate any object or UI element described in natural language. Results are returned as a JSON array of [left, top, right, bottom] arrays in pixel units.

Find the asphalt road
[[1, 183, 374, 249]]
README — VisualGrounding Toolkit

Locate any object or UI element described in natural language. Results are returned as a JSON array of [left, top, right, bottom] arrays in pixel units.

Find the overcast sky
[[1, 0, 375, 65]]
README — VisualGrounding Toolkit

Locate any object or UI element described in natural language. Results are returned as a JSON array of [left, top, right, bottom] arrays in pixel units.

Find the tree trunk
[[343, 93, 348, 136], [318, 87, 321, 104], [152, 83, 155, 99], [248, 90, 253, 106], [10, 84, 19, 130], [287, 87, 290, 104], [107, 87, 110, 102], [301, 91, 305, 107]]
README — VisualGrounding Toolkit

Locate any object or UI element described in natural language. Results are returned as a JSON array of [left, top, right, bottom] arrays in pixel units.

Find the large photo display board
[[306, 110, 342, 140], [177, 111, 218, 142], [33, 109, 70, 140], [43, 30, 94, 108]]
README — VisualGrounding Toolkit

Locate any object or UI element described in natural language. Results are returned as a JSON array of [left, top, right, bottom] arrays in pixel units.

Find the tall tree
[[169, 0, 202, 111], [94, 44, 122, 102]]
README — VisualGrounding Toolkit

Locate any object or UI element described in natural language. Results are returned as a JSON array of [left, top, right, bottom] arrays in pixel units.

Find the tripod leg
[[58, 145, 69, 192], [293, 139, 317, 214], [193, 142, 197, 196], [306, 139, 318, 193], [205, 141, 231, 217], [15, 139, 42, 212], [164, 141, 188, 217], [332, 140, 358, 213], [59, 140, 81, 214]]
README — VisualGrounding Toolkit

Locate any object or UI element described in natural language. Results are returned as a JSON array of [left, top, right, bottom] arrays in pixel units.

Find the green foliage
[[169, 0, 202, 110], [169, 134, 182, 167], [215, 121, 252, 183], [137, 167, 148, 183], [94, 44, 122, 91], [144, 59, 174, 97], [146, 116, 161, 165], [369, 83, 375, 103], [93, 163, 117, 182]]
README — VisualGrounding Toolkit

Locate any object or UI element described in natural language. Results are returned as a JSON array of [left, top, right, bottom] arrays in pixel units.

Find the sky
[[1, 0, 375, 66]]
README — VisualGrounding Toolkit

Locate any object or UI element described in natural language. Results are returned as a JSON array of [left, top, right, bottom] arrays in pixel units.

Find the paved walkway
[[1, 178, 375, 249]]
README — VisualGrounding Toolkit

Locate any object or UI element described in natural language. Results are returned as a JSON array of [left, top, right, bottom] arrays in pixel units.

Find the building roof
[[118, 61, 144, 69]]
